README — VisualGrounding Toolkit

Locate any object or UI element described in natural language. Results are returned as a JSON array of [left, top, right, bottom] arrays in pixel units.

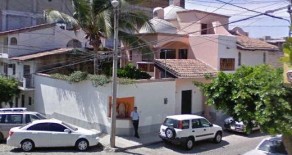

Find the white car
[[159, 115, 223, 150], [244, 135, 287, 155], [7, 119, 99, 152]]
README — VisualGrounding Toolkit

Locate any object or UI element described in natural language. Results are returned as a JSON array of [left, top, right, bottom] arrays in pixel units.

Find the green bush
[[117, 64, 151, 79], [88, 74, 111, 86], [68, 71, 88, 83]]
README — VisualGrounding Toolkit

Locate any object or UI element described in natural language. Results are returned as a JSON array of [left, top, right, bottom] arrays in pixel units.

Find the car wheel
[[0, 133, 4, 143], [185, 138, 194, 150], [213, 132, 222, 143], [75, 139, 89, 151], [165, 128, 176, 139], [21, 139, 34, 152]]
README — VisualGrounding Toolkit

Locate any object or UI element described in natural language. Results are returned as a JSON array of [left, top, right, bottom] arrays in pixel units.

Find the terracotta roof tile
[[155, 59, 217, 78], [236, 35, 278, 51], [11, 48, 74, 61]]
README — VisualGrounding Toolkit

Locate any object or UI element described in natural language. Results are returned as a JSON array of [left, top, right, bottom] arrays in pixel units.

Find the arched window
[[238, 52, 241, 66], [263, 52, 266, 64], [67, 39, 82, 48], [10, 37, 17, 45]]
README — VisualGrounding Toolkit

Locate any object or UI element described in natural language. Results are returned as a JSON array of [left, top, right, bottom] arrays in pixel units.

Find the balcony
[[19, 77, 34, 90]]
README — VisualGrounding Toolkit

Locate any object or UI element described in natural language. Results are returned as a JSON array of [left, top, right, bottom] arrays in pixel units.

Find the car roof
[[166, 114, 205, 120], [31, 118, 62, 124], [0, 111, 41, 115]]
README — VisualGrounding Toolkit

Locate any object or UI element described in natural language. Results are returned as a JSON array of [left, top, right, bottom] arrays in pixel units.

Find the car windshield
[[258, 139, 287, 154], [163, 118, 178, 128], [62, 122, 78, 131], [35, 113, 47, 119]]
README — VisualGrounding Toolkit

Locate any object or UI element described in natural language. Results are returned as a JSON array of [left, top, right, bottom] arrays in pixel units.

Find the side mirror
[[209, 123, 213, 127], [64, 129, 71, 133]]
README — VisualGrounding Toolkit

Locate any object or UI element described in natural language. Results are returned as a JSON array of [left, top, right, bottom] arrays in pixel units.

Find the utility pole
[[110, 0, 119, 148], [288, 0, 292, 37]]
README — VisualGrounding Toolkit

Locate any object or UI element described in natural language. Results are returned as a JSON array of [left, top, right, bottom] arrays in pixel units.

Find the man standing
[[130, 107, 140, 138]]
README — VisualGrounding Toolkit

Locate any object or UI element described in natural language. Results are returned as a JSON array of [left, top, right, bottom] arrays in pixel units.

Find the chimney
[[153, 7, 164, 19]]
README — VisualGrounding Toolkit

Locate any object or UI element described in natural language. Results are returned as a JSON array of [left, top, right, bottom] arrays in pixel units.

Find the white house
[[0, 23, 86, 109]]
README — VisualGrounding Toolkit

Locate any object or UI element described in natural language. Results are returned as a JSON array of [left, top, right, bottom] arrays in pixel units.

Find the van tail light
[[8, 130, 14, 137], [178, 121, 183, 129]]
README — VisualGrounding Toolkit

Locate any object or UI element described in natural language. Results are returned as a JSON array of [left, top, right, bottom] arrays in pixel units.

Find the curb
[[113, 140, 162, 152]]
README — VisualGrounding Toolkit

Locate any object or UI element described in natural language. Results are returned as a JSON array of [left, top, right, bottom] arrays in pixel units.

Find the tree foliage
[[0, 76, 20, 103], [283, 37, 292, 65], [195, 65, 292, 135], [117, 64, 151, 79]]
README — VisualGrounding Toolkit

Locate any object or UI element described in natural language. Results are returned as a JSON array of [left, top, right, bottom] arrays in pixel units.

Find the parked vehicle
[[0, 108, 46, 141], [159, 114, 223, 150], [243, 135, 287, 155], [224, 117, 260, 134], [7, 119, 100, 152]]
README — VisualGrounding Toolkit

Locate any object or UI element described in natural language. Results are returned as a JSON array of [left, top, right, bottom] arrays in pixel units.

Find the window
[[163, 118, 178, 128], [49, 123, 67, 132], [0, 114, 4, 123], [192, 119, 201, 128], [182, 120, 190, 129], [27, 123, 50, 131], [201, 23, 208, 35], [178, 49, 188, 59], [129, 50, 133, 61], [25, 114, 41, 123], [5, 114, 23, 124], [263, 53, 266, 64], [15, 97, 19, 107], [3, 37, 8, 45], [238, 52, 241, 66], [200, 119, 211, 127], [138, 63, 154, 72], [220, 58, 235, 71], [8, 64, 16, 75], [21, 95, 25, 107], [10, 37, 17, 45], [160, 49, 176, 59], [29, 97, 32, 105]]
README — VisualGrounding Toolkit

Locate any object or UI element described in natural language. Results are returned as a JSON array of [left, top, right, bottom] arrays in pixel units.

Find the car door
[[26, 123, 52, 147], [2, 114, 23, 139], [198, 118, 214, 139], [48, 123, 77, 147], [191, 119, 205, 141]]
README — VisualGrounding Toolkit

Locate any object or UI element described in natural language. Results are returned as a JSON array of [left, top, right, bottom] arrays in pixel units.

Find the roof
[[11, 48, 74, 61], [139, 18, 177, 34], [166, 115, 204, 120], [178, 9, 230, 18], [0, 23, 55, 36], [236, 35, 279, 51], [164, 5, 187, 20], [155, 59, 217, 78]]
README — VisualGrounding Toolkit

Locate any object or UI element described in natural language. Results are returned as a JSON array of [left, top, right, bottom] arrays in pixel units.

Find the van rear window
[[163, 118, 178, 128]]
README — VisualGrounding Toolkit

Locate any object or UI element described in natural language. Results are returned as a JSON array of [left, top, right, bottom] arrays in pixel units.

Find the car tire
[[0, 132, 4, 143], [21, 139, 34, 152], [184, 138, 194, 150], [75, 139, 89, 151], [165, 128, 176, 139], [213, 132, 222, 143]]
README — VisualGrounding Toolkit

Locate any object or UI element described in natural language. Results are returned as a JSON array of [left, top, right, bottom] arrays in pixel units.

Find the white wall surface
[[6, 25, 86, 57], [175, 79, 203, 114], [34, 74, 176, 134]]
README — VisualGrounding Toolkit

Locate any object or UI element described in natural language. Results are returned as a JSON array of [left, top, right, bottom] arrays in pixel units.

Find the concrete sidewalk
[[99, 133, 162, 152]]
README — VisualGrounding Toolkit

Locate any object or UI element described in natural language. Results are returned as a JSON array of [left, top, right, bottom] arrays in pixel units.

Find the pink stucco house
[[120, 0, 280, 79]]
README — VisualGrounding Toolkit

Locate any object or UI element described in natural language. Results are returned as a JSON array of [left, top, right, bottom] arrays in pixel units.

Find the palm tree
[[44, 0, 154, 71]]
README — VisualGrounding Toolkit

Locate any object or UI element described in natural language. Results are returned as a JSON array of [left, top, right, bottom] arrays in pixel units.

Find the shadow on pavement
[[10, 143, 104, 153], [145, 139, 229, 154]]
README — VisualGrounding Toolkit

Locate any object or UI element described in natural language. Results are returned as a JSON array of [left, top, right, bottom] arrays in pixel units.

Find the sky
[[184, 0, 290, 39]]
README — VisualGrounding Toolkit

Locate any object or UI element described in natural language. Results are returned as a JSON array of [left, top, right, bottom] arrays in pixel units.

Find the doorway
[[181, 90, 192, 114]]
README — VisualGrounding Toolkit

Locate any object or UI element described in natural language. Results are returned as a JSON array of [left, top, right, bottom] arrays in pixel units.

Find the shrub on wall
[[68, 71, 88, 83], [88, 74, 111, 86], [117, 64, 151, 79]]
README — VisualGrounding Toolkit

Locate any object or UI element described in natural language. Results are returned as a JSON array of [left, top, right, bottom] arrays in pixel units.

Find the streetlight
[[110, 0, 119, 148]]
